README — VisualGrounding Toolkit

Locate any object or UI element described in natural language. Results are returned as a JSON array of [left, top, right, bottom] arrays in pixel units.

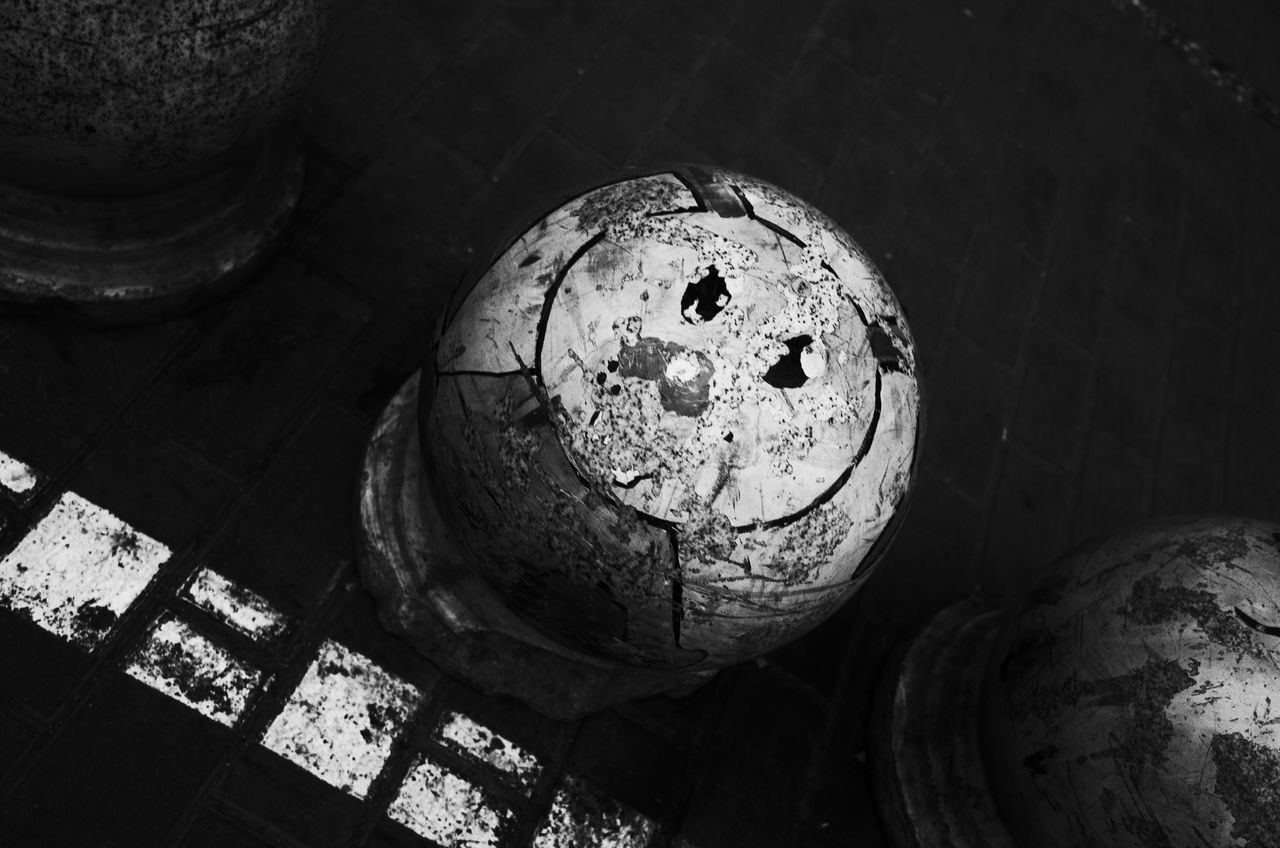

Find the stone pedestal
[[869, 601, 1016, 848], [357, 375, 715, 720], [0, 0, 330, 324]]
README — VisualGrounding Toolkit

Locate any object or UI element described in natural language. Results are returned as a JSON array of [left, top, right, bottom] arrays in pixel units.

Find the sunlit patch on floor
[[0, 450, 38, 496], [434, 710, 542, 790], [532, 776, 657, 848], [184, 566, 288, 643], [261, 640, 420, 798], [125, 615, 263, 726], [387, 754, 514, 846], [0, 492, 170, 647]]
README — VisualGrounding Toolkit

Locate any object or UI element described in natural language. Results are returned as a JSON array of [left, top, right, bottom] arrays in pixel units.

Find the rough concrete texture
[[982, 517, 1280, 848], [425, 165, 921, 670], [0, 0, 332, 194]]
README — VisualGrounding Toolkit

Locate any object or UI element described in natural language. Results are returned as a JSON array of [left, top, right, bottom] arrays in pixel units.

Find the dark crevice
[[748, 207, 807, 248], [668, 526, 684, 649], [518, 253, 540, 268], [611, 471, 654, 490], [534, 230, 606, 383], [1236, 607, 1280, 637], [763, 334, 813, 388]]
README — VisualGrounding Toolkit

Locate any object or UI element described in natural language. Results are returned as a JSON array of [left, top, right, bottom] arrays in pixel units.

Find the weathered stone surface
[[422, 165, 922, 670], [0, 0, 331, 194], [0, 0, 331, 321], [357, 375, 715, 720], [982, 517, 1280, 848]]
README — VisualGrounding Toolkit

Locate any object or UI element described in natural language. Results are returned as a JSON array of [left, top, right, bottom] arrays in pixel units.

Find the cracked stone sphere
[[422, 166, 922, 670], [981, 517, 1280, 848]]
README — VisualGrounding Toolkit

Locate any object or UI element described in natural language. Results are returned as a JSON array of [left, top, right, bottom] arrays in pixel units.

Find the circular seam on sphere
[[532, 169, 891, 532]]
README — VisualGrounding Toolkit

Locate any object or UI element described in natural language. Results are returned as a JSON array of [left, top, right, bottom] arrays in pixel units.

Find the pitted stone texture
[[0, 0, 331, 194], [982, 517, 1280, 848], [425, 166, 922, 670]]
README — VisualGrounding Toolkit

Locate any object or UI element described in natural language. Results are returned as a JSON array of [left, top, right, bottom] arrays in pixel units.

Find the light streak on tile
[[434, 711, 542, 789], [0, 451, 38, 495], [261, 640, 420, 798], [0, 492, 170, 647], [532, 777, 657, 848], [184, 567, 287, 642], [386, 754, 513, 846], [125, 616, 262, 726]]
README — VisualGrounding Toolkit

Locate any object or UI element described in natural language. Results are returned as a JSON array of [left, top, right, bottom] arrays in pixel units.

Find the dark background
[[1, 0, 1278, 845]]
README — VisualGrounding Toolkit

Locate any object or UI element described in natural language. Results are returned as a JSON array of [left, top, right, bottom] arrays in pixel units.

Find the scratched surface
[[386, 754, 515, 847], [125, 615, 263, 727], [986, 517, 1280, 848], [0, 492, 170, 648], [261, 639, 421, 798]]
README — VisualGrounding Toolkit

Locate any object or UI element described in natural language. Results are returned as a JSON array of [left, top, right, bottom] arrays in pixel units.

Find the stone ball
[[981, 517, 1280, 848], [421, 166, 922, 670], [0, 0, 331, 195]]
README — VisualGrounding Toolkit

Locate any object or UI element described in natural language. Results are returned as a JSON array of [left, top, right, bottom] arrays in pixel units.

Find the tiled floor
[[1, 0, 1278, 845]]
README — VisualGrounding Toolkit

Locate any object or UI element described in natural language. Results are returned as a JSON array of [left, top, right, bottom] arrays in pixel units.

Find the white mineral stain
[[184, 567, 287, 642], [0, 451, 38, 495], [532, 777, 656, 848], [0, 492, 170, 647], [386, 755, 513, 846], [125, 616, 261, 726], [261, 640, 420, 798], [665, 356, 701, 382], [433, 711, 542, 789]]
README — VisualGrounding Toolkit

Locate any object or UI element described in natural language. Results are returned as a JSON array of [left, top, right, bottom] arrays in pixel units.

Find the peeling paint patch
[[386, 754, 514, 846], [261, 640, 420, 798], [184, 567, 287, 642], [0, 451, 38, 495], [125, 616, 261, 726], [433, 711, 542, 789], [0, 492, 170, 647], [532, 777, 656, 848]]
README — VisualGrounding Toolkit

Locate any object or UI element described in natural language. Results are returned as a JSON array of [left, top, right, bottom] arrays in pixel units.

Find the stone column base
[[356, 374, 716, 720], [869, 600, 1017, 848], [0, 133, 302, 325]]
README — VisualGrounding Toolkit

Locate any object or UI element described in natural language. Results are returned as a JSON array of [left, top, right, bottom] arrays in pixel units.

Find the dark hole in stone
[[868, 324, 903, 372], [763, 334, 812, 388], [724, 432, 734, 442], [607, 359, 618, 372], [595, 372, 607, 385], [680, 265, 731, 324], [519, 253, 540, 267], [609, 385, 622, 396], [588, 410, 600, 426]]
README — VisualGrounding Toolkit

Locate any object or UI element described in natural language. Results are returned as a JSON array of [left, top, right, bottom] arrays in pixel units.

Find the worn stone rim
[[869, 600, 1018, 848], [0, 133, 303, 326], [356, 373, 717, 719]]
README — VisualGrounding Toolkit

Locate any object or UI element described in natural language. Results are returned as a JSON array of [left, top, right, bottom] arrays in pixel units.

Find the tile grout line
[[0, 300, 374, 800], [1104, 0, 1280, 130]]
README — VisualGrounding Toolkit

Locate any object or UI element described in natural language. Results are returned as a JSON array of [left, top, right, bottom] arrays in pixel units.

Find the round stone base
[[356, 374, 716, 720], [0, 133, 303, 325], [869, 600, 1017, 848]]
